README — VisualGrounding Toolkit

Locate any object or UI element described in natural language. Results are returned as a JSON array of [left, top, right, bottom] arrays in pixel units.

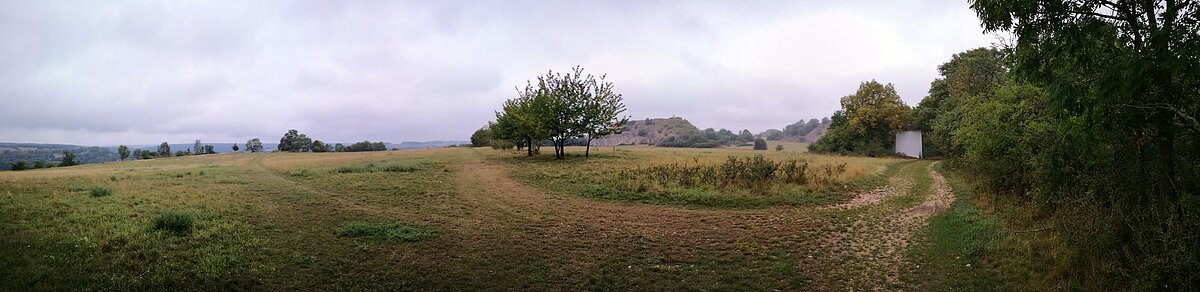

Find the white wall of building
[[895, 131, 922, 158]]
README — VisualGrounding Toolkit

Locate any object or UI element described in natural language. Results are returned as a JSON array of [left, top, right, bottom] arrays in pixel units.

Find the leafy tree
[[471, 127, 492, 147], [33, 161, 48, 169], [59, 151, 78, 167], [968, 0, 1200, 287], [738, 129, 754, 142], [334, 143, 346, 152], [10, 161, 28, 171], [753, 138, 768, 150], [231, 143, 239, 152], [245, 138, 263, 153], [761, 129, 784, 140], [117, 145, 129, 161], [775, 144, 784, 151], [157, 142, 172, 157], [278, 129, 313, 152], [193, 140, 203, 155], [204, 145, 215, 154], [310, 140, 329, 153], [809, 80, 910, 156], [492, 66, 628, 159]]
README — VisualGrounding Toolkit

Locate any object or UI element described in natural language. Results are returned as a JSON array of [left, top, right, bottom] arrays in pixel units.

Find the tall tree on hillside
[[245, 138, 263, 153], [157, 142, 172, 157], [117, 145, 129, 161]]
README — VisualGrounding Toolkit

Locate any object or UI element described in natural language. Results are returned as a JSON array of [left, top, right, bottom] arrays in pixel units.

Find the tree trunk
[[586, 137, 592, 157], [526, 138, 533, 156]]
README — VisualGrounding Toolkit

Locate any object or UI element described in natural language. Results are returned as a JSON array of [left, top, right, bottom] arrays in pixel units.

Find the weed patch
[[153, 211, 196, 235], [335, 221, 435, 241], [89, 186, 113, 197]]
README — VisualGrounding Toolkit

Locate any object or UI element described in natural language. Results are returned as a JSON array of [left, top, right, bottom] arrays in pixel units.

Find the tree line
[[809, 0, 1199, 288], [488, 66, 629, 159]]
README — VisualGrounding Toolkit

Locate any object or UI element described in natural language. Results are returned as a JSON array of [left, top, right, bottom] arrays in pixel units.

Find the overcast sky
[[0, 0, 995, 146]]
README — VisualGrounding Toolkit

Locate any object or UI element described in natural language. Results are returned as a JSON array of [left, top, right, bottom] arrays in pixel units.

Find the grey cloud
[[0, 0, 992, 146]]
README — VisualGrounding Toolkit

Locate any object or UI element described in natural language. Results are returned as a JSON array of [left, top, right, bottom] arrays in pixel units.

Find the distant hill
[[591, 117, 701, 146], [759, 118, 831, 143], [387, 141, 469, 150], [0, 142, 118, 170]]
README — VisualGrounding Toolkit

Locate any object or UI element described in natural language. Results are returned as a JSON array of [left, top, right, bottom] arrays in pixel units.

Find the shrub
[[775, 144, 784, 151], [90, 186, 113, 197], [153, 211, 195, 235], [753, 139, 768, 150], [336, 221, 435, 241]]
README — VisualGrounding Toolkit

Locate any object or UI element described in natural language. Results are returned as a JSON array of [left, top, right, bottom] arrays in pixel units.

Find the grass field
[[0, 145, 1026, 290]]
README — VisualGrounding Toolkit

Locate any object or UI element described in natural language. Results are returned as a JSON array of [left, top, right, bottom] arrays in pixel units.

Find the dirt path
[[438, 153, 956, 289], [243, 152, 957, 289]]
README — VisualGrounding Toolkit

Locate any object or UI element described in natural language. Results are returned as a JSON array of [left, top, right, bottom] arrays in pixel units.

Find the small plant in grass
[[336, 221, 435, 241], [90, 186, 113, 197], [153, 211, 196, 235]]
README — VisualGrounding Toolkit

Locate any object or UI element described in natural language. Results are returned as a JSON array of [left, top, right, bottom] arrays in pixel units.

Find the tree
[[753, 138, 768, 150], [809, 80, 910, 156], [10, 161, 28, 171], [574, 69, 629, 157], [59, 151, 78, 167], [204, 145, 215, 154], [117, 145, 129, 161], [193, 140, 203, 155], [738, 129, 755, 142], [310, 140, 329, 153], [775, 144, 784, 151], [231, 143, 239, 152], [471, 127, 493, 147], [245, 138, 263, 153], [334, 143, 346, 152], [491, 77, 552, 157], [157, 142, 171, 157], [278, 129, 313, 152], [969, 1, 1200, 287]]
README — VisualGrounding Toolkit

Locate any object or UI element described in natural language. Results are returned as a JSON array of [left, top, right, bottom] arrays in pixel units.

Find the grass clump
[[153, 211, 196, 235], [335, 162, 422, 174], [90, 186, 113, 197], [335, 221, 435, 241]]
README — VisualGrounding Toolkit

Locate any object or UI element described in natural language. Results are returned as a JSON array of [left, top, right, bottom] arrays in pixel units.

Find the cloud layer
[[0, 0, 994, 145]]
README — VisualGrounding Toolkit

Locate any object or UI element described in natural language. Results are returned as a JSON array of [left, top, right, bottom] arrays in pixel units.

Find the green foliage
[[278, 129, 314, 152], [658, 128, 744, 148], [335, 221, 435, 241], [203, 145, 215, 154], [737, 129, 754, 142], [775, 144, 784, 151], [491, 66, 628, 158], [753, 139, 768, 150], [245, 138, 263, 152], [341, 141, 387, 152], [117, 145, 129, 161], [59, 151, 78, 167], [810, 81, 910, 156], [471, 127, 492, 147], [760, 129, 784, 140], [619, 155, 837, 193], [10, 160, 28, 171], [89, 186, 113, 197], [310, 140, 330, 153], [153, 211, 196, 235], [157, 142, 171, 157]]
